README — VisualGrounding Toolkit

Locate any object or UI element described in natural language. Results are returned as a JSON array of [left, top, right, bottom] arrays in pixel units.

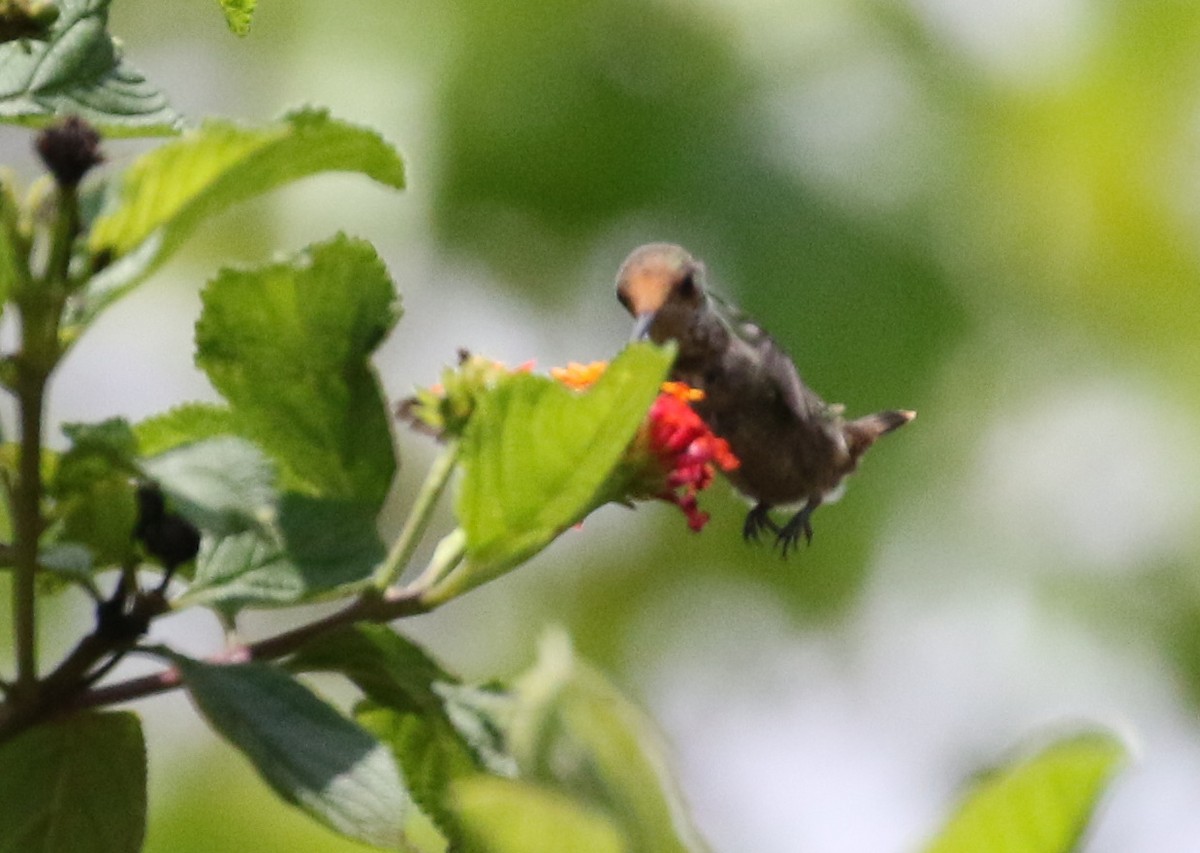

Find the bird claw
[[774, 506, 814, 557], [742, 503, 779, 543]]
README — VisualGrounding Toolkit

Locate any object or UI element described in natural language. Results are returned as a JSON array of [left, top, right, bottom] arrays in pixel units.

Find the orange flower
[[660, 381, 705, 403], [550, 361, 607, 390]]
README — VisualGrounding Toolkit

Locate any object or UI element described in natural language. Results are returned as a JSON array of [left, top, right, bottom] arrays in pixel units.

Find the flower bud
[[35, 115, 103, 188]]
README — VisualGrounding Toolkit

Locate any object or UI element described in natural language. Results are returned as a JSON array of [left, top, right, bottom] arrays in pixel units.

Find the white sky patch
[[908, 0, 1098, 84], [971, 378, 1200, 572]]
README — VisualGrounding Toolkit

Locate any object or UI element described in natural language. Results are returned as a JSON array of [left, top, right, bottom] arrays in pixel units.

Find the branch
[[0, 582, 168, 740], [68, 581, 432, 712]]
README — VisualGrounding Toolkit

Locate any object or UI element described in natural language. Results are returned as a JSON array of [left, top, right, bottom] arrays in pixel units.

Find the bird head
[[616, 243, 706, 343]]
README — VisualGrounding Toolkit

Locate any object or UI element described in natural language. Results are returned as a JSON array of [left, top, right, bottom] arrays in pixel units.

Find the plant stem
[[402, 527, 467, 600], [11, 370, 45, 692], [371, 440, 460, 590], [67, 582, 434, 713], [43, 183, 79, 290], [8, 181, 75, 700]]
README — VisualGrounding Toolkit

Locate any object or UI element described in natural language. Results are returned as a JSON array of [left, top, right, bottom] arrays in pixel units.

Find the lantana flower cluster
[[553, 362, 739, 531], [400, 353, 738, 532]]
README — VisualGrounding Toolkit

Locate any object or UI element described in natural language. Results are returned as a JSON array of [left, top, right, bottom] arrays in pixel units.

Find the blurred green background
[[7, 0, 1200, 849]]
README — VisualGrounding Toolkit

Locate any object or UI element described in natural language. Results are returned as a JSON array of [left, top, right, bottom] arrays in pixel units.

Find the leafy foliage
[[134, 404, 238, 458], [294, 625, 487, 846], [450, 776, 626, 853], [82, 109, 405, 328], [0, 2, 1143, 851], [925, 732, 1127, 853], [0, 0, 178, 134], [295, 626, 710, 852], [181, 494, 387, 613], [0, 180, 25, 311], [176, 655, 411, 848], [503, 630, 703, 853], [140, 436, 276, 538], [195, 234, 399, 507], [0, 712, 146, 853], [51, 419, 139, 565], [217, 0, 257, 35], [439, 343, 673, 600], [163, 235, 400, 613]]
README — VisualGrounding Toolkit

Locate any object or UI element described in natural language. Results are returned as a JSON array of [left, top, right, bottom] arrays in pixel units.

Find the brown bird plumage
[[616, 243, 915, 555]]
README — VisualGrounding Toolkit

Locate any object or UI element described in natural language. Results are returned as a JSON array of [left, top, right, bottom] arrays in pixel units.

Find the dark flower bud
[[141, 515, 202, 572], [134, 482, 201, 571], [134, 482, 165, 534], [95, 591, 151, 643], [35, 115, 103, 188]]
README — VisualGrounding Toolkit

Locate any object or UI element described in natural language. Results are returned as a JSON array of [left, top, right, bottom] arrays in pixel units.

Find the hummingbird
[[616, 243, 915, 555]]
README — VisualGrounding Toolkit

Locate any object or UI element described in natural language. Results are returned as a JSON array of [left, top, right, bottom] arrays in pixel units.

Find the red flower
[[640, 384, 739, 531]]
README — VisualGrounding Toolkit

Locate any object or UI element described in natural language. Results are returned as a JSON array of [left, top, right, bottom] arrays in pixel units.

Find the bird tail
[[844, 409, 916, 461]]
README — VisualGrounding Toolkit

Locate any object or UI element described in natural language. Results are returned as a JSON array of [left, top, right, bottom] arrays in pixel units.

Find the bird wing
[[706, 291, 831, 422]]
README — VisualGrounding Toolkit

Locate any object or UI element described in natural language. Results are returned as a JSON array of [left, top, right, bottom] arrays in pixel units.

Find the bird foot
[[775, 506, 814, 557], [742, 503, 780, 543]]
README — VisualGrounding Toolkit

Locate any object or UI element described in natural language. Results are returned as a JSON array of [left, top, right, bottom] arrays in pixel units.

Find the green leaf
[[56, 474, 137, 566], [180, 494, 385, 613], [175, 656, 411, 848], [38, 542, 98, 593], [292, 625, 456, 715], [507, 630, 703, 853], [357, 702, 477, 850], [195, 235, 400, 507], [57, 418, 138, 485], [83, 109, 405, 322], [924, 731, 1128, 853], [140, 435, 276, 537], [450, 776, 626, 853], [136, 410, 391, 610], [51, 418, 139, 566], [294, 625, 489, 846], [217, 0, 257, 35], [293, 626, 514, 773], [134, 403, 238, 457], [439, 343, 672, 600], [436, 683, 517, 778], [0, 0, 178, 135], [184, 529, 282, 608], [0, 711, 146, 853]]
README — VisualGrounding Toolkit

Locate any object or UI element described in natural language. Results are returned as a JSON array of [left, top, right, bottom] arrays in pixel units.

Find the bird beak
[[631, 311, 656, 342]]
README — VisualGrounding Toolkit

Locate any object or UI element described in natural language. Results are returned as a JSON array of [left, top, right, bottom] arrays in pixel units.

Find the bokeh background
[[5, 0, 1200, 849]]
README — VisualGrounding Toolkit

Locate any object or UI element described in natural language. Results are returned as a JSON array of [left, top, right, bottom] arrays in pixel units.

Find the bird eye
[[617, 290, 632, 311]]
